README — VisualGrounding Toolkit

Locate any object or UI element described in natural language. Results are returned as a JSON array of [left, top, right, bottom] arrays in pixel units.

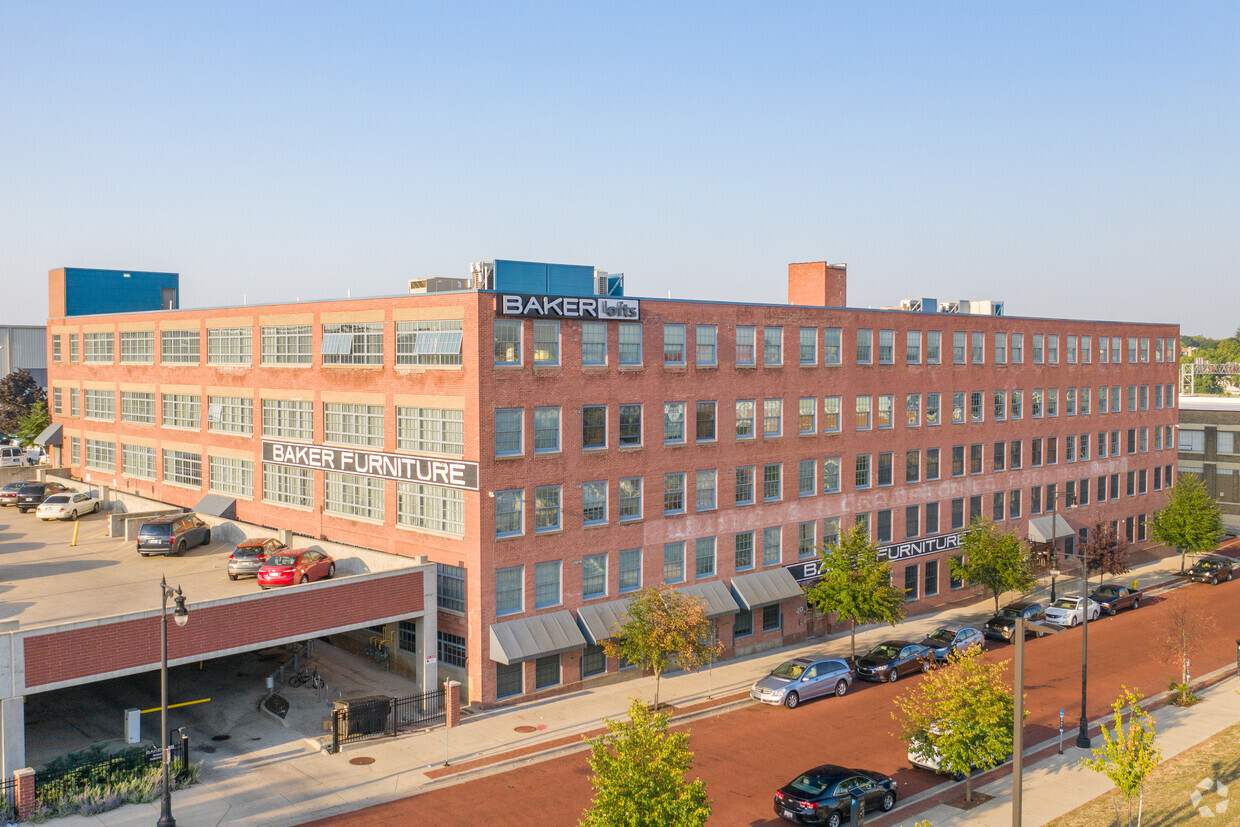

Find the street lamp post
[[1075, 550, 1091, 750], [1049, 568, 1060, 603], [158, 577, 189, 827]]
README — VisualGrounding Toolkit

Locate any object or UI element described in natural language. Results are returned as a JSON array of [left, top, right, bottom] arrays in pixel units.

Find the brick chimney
[[788, 262, 847, 308]]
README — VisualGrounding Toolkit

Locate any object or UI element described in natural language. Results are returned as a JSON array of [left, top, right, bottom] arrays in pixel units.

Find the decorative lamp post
[[158, 577, 189, 827], [1049, 568, 1060, 603]]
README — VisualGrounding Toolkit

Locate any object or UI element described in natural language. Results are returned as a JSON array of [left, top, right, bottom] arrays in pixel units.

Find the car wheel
[[1133, 597, 1140, 609], [1227, 571, 1233, 582], [327, 563, 336, 579], [921, 660, 931, 674], [825, 811, 842, 827], [93, 501, 100, 513], [888, 669, 899, 683], [834, 679, 848, 697], [175, 542, 185, 557], [228, 573, 238, 581], [203, 530, 211, 545], [1070, 616, 1079, 627], [17, 508, 25, 513], [881, 791, 895, 812], [300, 574, 310, 584], [783, 691, 800, 709], [69, 510, 78, 521]]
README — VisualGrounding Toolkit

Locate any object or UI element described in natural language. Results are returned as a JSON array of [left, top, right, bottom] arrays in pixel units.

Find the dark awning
[[1028, 515, 1076, 543], [678, 580, 740, 618], [489, 611, 587, 665], [730, 568, 806, 610], [194, 495, 237, 519], [33, 423, 62, 447], [577, 599, 630, 644]]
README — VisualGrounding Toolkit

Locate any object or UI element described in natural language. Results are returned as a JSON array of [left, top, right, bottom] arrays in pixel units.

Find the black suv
[[1186, 555, 1234, 585], [983, 601, 1046, 642], [137, 514, 211, 557], [15, 481, 68, 513]]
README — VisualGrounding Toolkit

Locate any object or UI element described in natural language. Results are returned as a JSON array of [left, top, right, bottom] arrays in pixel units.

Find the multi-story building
[[1177, 395, 1240, 534], [45, 260, 1179, 706]]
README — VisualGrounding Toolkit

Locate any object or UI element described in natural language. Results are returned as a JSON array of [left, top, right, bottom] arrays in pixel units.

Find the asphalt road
[[311, 576, 1240, 827]]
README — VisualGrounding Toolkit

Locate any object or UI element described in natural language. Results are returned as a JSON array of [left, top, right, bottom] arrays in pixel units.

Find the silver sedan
[[751, 657, 853, 709]]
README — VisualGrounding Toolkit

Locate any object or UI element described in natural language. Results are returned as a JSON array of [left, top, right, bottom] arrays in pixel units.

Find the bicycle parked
[[288, 666, 325, 689]]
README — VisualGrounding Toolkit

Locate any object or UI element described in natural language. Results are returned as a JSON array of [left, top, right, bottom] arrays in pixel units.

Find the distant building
[[49, 267, 178, 317], [0, 325, 48, 388], [1177, 395, 1240, 534]]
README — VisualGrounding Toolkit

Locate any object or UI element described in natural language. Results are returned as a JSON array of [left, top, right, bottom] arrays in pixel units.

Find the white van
[[0, 445, 25, 468]]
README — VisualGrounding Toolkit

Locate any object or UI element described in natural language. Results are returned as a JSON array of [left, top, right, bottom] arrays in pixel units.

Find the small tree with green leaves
[[1147, 474, 1224, 573], [1081, 686, 1162, 827], [0, 369, 45, 434], [1085, 521, 1132, 586], [805, 523, 906, 662], [14, 400, 50, 447], [603, 587, 722, 710], [949, 518, 1036, 613], [893, 647, 1019, 803], [580, 698, 710, 827]]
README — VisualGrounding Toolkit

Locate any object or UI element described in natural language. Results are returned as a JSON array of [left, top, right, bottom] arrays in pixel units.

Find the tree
[[1084, 521, 1132, 586], [1147, 474, 1224, 573], [1080, 687, 1162, 827], [893, 647, 1019, 803], [14, 400, 50, 447], [580, 698, 710, 827], [949, 518, 1036, 613], [1157, 591, 1217, 705], [805, 523, 906, 662], [0, 369, 46, 434], [602, 587, 722, 710]]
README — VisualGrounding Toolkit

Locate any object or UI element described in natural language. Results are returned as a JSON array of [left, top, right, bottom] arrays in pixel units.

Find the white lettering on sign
[[497, 293, 640, 320], [262, 441, 479, 491]]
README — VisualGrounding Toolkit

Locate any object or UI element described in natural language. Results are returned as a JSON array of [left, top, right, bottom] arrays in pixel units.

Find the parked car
[[751, 657, 854, 709], [1186, 555, 1235, 585], [1044, 595, 1101, 627], [0, 480, 27, 507], [228, 538, 289, 580], [983, 601, 1047, 641], [774, 765, 897, 825], [919, 626, 985, 661], [136, 514, 211, 556], [0, 445, 25, 468], [855, 640, 932, 683], [14, 481, 68, 513], [36, 490, 101, 521], [1088, 583, 1143, 615], [908, 722, 1011, 775], [257, 549, 336, 589]]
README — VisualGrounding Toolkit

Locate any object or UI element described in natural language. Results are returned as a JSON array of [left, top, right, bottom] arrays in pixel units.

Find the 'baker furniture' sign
[[262, 441, 479, 491], [785, 531, 965, 584], [499, 293, 640, 320]]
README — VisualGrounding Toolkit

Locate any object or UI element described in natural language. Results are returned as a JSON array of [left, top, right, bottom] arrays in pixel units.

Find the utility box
[[125, 708, 141, 744]]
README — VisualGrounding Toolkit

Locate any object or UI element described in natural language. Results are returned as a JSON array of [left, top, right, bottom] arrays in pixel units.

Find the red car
[[257, 549, 336, 589]]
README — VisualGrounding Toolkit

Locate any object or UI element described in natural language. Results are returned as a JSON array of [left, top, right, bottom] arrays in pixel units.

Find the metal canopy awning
[[194, 494, 237, 519], [730, 568, 806, 610], [576, 599, 630, 644], [33, 423, 62, 447], [1028, 514, 1076, 544], [678, 580, 740, 618], [489, 610, 587, 665]]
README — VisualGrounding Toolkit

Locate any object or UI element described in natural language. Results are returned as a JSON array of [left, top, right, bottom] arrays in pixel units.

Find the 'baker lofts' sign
[[499, 293, 640, 320], [786, 531, 966, 584], [262, 441, 479, 491]]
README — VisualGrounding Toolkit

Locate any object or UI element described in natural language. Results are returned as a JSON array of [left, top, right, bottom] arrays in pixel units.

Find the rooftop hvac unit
[[470, 261, 495, 290], [941, 301, 961, 314], [900, 298, 922, 312], [408, 279, 428, 293], [594, 270, 609, 296]]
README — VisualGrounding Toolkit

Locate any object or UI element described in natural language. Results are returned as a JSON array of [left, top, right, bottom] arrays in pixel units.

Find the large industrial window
[[84, 439, 115, 472], [496, 662, 523, 698], [163, 450, 203, 487], [397, 319, 464, 366], [161, 394, 201, 430], [324, 403, 384, 447], [207, 327, 253, 365], [437, 631, 467, 668], [209, 456, 254, 498], [397, 407, 464, 456], [83, 389, 115, 421], [261, 399, 313, 441], [261, 325, 312, 365], [398, 621, 417, 654], [207, 396, 254, 435], [122, 444, 156, 479], [161, 329, 200, 364], [325, 472, 385, 521], [120, 330, 155, 363], [437, 564, 466, 612], [322, 323, 384, 365], [83, 332, 114, 363], [262, 463, 314, 508]]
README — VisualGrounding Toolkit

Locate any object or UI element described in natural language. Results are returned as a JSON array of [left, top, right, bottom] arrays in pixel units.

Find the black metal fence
[[331, 689, 445, 752], [0, 775, 16, 822], [33, 738, 187, 808]]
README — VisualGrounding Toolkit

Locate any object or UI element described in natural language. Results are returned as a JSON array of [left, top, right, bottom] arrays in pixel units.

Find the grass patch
[[1050, 722, 1240, 826]]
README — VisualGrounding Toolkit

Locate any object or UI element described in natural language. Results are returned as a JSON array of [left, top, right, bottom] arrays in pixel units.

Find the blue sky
[[2, 2, 1237, 333]]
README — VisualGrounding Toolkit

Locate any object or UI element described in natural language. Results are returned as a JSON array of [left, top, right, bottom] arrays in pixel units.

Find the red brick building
[[44, 262, 1179, 706]]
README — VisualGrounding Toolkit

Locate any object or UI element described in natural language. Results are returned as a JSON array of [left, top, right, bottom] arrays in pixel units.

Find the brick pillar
[[445, 680, 461, 728], [14, 767, 34, 821]]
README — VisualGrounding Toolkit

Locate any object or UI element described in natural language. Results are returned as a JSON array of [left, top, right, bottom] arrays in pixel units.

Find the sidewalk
[[48, 548, 1213, 826]]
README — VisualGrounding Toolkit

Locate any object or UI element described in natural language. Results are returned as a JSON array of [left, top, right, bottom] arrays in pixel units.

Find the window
[[970, 391, 984, 423], [906, 394, 921, 427], [322, 323, 384, 365], [855, 454, 871, 488], [925, 502, 939, 534], [495, 490, 524, 537], [904, 564, 919, 600], [583, 481, 608, 524], [953, 331, 967, 364], [926, 393, 941, 426], [969, 443, 983, 475], [664, 472, 686, 514], [396, 621, 418, 654], [52, 387, 62, 415], [619, 404, 642, 447], [927, 331, 941, 364], [582, 405, 607, 449], [534, 561, 561, 608], [877, 395, 893, 429], [619, 323, 642, 365], [582, 554, 607, 600], [763, 463, 782, 501], [763, 326, 782, 365], [664, 403, 685, 443], [83, 389, 115, 421], [263, 463, 314, 508], [823, 396, 841, 432], [663, 542, 686, 583], [972, 332, 984, 363], [734, 610, 753, 638], [695, 537, 716, 578], [735, 466, 754, 505], [823, 328, 841, 364], [696, 325, 717, 366], [856, 396, 872, 430], [123, 444, 156, 479], [877, 509, 892, 543], [856, 329, 872, 363], [906, 330, 922, 363], [324, 403, 384, 447], [762, 604, 782, 631], [206, 396, 253, 435], [207, 327, 252, 365], [83, 332, 114, 363], [799, 328, 817, 364], [1047, 335, 1059, 363], [397, 319, 464, 366], [695, 470, 716, 511], [736, 326, 756, 365], [398, 407, 465, 456], [799, 459, 815, 497], [1128, 337, 1138, 363], [582, 322, 607, 365], [735, 531, 754, 570], [261, 399, 313, 441], [994, 332, 1007, 363], [878, 329, 894, 363], [994, 391, 1006, 421], [163, 450, 202, 487], [924, 560, 939, 596], [619, 549, 642, 592], [51, 334, 61, 362], [823, 456, 841, 493], [120, 330, 155, 364], [535, 485, 562, 532], [906, 450, 920, 483], [905, 504, 919, 538], [798, 521, 816, 557], [162, 393, 201, 430], [84, 438, 115, 472], [952, 446, 965, 477], [1066, 388, 1077, 416], [208, 456, 253, 497], [496, 662, 523, 699], [324, 472, 385, 521], [532, 320, 560, 365], [952, 392, 965, 424], [951, 498, 965, 529], [1011, 389, 1023, 419], [260, 325, 311, 365], [69, 334, 78, 363], [926, 448, 940, 481], [495, 567, 523, 616], [619, 477, 642, 520], [763, 399, 782, 436], [1033, 334, 1044, 363], [70, 388, 79, 417], [1010, 440, 1022, 469], [663, 324, 686, 365], [877, 452, 893, 486], [1179, 430, 1204, 452], [993, 491, 1005, 520], [763, 527, 781, 565], [695, 401, 716, 441], [398, 484, 465, 536], [493, 319, 522, 365], [161, 329, 200, 364], [1048, 388, 1058, 417], [799, 398, 816, 434]]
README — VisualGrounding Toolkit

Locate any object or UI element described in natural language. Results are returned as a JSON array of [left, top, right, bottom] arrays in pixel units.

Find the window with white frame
[[324, 472, 385, 521], [51, 334, 61, 362], [207, 327, 253, 365], [618, 322, 642, 365], [953, 331, 967, 363], [495, 566, 523, 615], [397, 319, 464, 366], [397, 407, 464, 456], [122, 444, 156, 479], [207, 396, 254, 435], [84, 439, 115, 471], [1179, 430, 1204, 452], [261, 398, 313, 440], [70, 436, 79, 465], [533, 320, 560, 365], [582, 322, 607, 365], [533, 407, 560, 453], [69, 334, 78, 363], [163, 450, 202, 487], [70, 388, 79, 417], [83, 332, 114, 363], [209, 456, 254, 497], [695, 470, 716, 510], [994, 332, 1007, 363], [532, 485, 561, 533], [161, 329, 200, 364], [161, 394, 201, 430], [322, 322, 384, 365], [534, 561, 561, 608], [261, 325, 312, 365], [398, 483, 465, 536], [763, 398, 782, 436], [119, 330, 155, 364], [83, 389, 115, 421], [324, 403, 384, 447], [763, 526, 782, 565], [263, 463, 314, 508]]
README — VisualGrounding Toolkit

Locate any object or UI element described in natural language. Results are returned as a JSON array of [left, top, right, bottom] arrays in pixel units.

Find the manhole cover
[[349, 757, 375, 765], [514, 725, 538, 733], [211, 735, 231, 741]]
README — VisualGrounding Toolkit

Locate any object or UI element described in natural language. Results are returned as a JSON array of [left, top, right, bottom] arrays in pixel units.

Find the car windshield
[[2, 482, 23, 491], [771, 662, 806, 679], [138, 524, 171, 536], [267, 555, 299, 566], [42, 495, 70, 504], [999, 608, 1023, 619], [1197, 559, 1223, 570], [926, 629, 955, 644], [1094, 587, 1121, 598], [868, 644, 901, 660], [789, 774, 832, 796], [1051, 598, 1078, 610]]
